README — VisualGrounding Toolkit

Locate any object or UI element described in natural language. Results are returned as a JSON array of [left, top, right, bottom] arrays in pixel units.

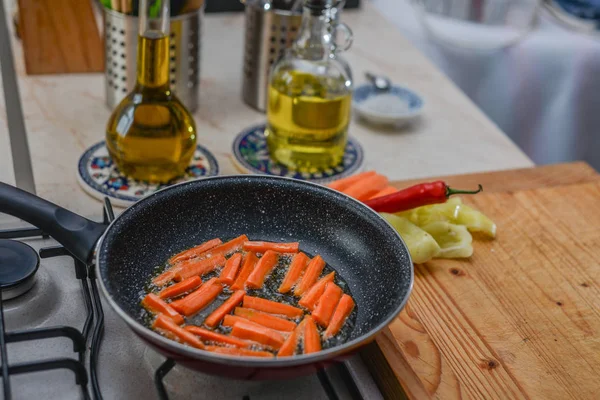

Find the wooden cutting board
[[363, 162, 600, 400]]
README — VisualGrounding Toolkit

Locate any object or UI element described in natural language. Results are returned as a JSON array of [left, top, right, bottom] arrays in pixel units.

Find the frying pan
[[0, 176, 413, 379]]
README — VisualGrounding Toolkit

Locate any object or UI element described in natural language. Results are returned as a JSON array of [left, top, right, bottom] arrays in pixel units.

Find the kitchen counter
[[0, 1, 531, 217]]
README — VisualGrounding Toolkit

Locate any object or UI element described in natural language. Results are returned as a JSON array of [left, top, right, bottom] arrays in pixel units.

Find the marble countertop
[[0, 1, 532, 216]]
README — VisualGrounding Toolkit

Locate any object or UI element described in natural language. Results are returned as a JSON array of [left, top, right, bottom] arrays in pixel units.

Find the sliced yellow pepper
[[380, 213, 441, 264], [421, 222, 473, 259]]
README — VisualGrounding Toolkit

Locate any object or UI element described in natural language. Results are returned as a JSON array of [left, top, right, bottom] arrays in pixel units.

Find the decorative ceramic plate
[[77, 141, 219, 207], [232, 124, 364, 184]]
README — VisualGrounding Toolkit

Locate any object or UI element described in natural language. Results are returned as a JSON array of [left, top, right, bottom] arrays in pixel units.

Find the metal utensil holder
[[103, 7, 203, 112], [242, 3, 302, 112]]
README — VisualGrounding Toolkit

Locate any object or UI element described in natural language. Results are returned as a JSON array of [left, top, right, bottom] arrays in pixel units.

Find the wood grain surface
[[365, 162, 600, 400], [18, 0, 103, 75]]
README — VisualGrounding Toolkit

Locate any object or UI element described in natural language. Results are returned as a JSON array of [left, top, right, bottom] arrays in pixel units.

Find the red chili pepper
[[364, 181, 483, 213]]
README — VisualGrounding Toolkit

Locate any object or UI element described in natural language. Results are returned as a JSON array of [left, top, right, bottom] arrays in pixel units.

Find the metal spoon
[[366, 72, 392, 92]]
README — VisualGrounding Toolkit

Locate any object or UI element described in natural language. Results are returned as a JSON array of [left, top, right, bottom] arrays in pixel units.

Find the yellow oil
[[265, 70, 351, 172], [106, 32, 196, 183]]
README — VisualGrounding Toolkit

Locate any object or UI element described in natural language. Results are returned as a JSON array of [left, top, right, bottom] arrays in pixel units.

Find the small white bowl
[[353, 84, 424, 127]]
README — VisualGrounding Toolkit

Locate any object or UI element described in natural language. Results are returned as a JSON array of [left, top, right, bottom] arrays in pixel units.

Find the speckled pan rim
[[95, 175, 414, 367]]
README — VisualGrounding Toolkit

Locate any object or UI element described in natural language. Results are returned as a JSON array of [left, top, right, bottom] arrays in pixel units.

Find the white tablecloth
[[371, 0, 600, 171]]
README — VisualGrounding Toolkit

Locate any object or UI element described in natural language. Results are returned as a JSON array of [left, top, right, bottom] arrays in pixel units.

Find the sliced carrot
[[170, 278, 223, 317], [169, 238, 223, 264], [312, 283, 343, 327], [174, 254, 226, 281], [277, 319, 306, 357], [327, 171, 377, 192], [230, 252, 258, 291], [204, 235, 248, 257], [222, 314, 253, 328], [245, 250, 279, 289], [243, 241, 299, 254], [234, 307, 296, 332], [152, 269, 178, 287], [152, 314, 204, 349], [230, 319, 286, 349], [205, 345, 274, 358], [204, 290, 245, 328], [219, 253, 243, 286], [243, 295, 303, 319], [184, 325, 251, 348], [294, 255, 326, 296], [303, 316, 321, 354], [158, 276, 202, 300], [324, 294, 355, 339], [342, 174, 389, 202], [298, 271, 335, 310], [278, 252, 310, 294], [141, 293, 184, 325], [367, 186, 397, 200]]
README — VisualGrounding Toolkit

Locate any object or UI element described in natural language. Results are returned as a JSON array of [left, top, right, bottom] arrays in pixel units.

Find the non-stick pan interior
[[98, 176, 412, 345]]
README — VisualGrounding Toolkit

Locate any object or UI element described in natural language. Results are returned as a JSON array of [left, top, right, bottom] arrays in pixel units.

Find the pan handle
[[0, 182, 106, 263]]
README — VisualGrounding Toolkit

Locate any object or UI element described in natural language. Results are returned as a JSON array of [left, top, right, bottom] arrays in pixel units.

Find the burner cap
[[0, 240, 40, 300]]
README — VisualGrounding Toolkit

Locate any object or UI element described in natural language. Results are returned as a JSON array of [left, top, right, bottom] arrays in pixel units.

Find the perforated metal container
[[242, 2, 302, 111], [103, 7, 203, 112]]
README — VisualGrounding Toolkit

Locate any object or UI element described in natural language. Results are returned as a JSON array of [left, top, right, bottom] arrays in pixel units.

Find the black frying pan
[[0, 176, 413, 379]]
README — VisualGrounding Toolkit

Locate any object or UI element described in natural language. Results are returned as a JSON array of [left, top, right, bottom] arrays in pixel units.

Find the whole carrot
[[184, 326, 251, 348], [294, 255, 326, 296], [298, 271, 335, 310], [204, 290, 245, 328], [234, 307, 296, 332], [174, 254, 226, 281], [230, 252, 258, 291], [158, 276, 202, 300], [243, 295, 303, 319], [205, 345, 274, 358], [152, 314, 204, 349], [303, 316, 321, 354], [219, 253, 243, 286], [170, 278, 223, 317], [169, 238, 223, 264], [342, 174, 389, 202], [243, 241, 299, 254], [230, 319, 286, 349], [278, 319, 306, 357], [245, 250, 279, 289], [312, 283, 343, 327], [327, 171, 376, 192], [141, 293, 184, 325], [278, 252, 309, 294], [323, 294, 355, 339]]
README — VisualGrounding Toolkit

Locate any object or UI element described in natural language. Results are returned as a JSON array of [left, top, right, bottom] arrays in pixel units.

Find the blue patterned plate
[[77, 141, 219, 207], [232, 124, 364, 184], [353, 84, 424, 126]]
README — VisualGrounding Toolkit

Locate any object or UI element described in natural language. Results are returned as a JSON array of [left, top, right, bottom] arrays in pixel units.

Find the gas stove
[[0, 201, 383, 400]]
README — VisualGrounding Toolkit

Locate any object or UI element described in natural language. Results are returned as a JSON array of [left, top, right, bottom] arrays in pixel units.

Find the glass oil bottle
[[106, 0, 196, 183], [265, 0, 353, 172]]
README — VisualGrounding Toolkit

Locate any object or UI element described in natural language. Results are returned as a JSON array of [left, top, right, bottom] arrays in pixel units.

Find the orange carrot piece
[[184, 325, 251, 348], [327, 171, 377, 192], [152, 314, 204, 349], [303, 316, 321, 354], [243, 295, 303, 319], [234, 307, 296, 332], [312, 283, 343, 327], [174, 254, 226, 281], [141, 293, 184, 325], [170, 278, 223, 317], [342, 174, 389, 202], [222, 314, 253, 328], [277, 319, 306, 357], [324, 294, 355, 339], [230, 252, 258, 290], [294, 255, 326, 296], [152, 269, 178, 287], [230, 319, 286, 349], [245, 250, 279, 289], [278, 252, 310, 294], [205, 345, 274, 358], [298, 271, 335, 310], [219, 253, 243, 286], [367, 186, 397, 200], [242, 241, 299, 254], [169, 238, 223, 264], [158, 276, 202, 300], [204, 290, 245, 328], [204, 235, 248, 257]]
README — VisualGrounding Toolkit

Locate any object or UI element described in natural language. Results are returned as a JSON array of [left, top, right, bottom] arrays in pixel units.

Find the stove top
[[0, 203, 383, 400]]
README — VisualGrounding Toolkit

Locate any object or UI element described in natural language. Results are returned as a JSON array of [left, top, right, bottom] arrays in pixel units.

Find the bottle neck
[[136, 32, 170, 90], [294, 6, 337, 60]]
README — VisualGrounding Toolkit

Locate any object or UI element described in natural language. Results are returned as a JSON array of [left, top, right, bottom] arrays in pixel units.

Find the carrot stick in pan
[[152, 269, 178, 287], [230, 252, 258, 291], [342, 174, 389, 202], [303, 316, 321, 354], [230, 319, 286, 349], [170, 278, 223, 316], [174, 254, 226, 281], [219, 253, 243, 286], [294, 255, 325, 296], [141, 293, 184, 325], [278, 252, 309, 294], [205, 345, 274, 358], [245, 250, 279, 289], [205, 235, 248, 257], [184, 326, 251, 348], [298, 271, 335, 310], [312, 283, 343, 327], [222, 314, 253, 328], [242, 241, 299, 254], [327, 171, 376, 192], [243, 295, 303, 319], [277, 319, 306, 357], [169, 238, 223, 264], [234, 307, 296, 332], [152, 314, 204, 349], [323, 294, 355, 339], [158, 276, 202, 300], [204, 290, 245, 328]]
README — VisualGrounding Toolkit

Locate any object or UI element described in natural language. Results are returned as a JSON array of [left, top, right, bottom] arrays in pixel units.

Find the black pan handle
[[0, 182, 106, 263]]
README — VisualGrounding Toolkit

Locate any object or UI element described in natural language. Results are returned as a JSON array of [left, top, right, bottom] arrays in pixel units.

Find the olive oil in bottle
[[106, 0, 196, 183]]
